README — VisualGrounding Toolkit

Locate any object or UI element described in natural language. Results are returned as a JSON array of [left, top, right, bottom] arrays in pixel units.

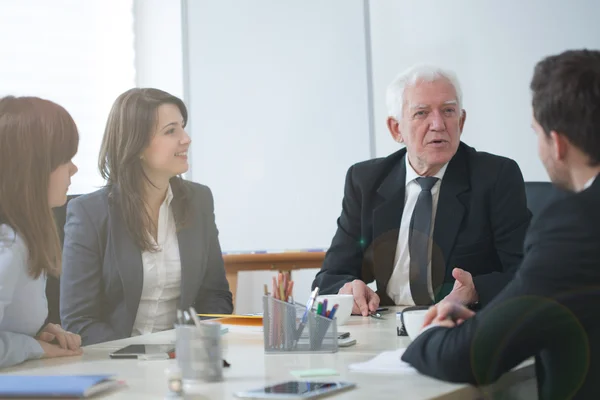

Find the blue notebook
[[0, 375, 122, 398]]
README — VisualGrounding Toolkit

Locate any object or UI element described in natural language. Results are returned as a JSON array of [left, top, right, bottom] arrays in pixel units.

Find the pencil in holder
[[262, 295, 338, 353]]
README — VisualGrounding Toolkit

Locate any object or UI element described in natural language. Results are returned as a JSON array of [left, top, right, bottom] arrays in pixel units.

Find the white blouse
[[131, 185, 182, 336]]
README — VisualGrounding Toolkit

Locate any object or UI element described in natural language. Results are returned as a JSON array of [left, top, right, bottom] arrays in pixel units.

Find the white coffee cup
[[312, 294, 354, 326], [401, 309, 429, 340]]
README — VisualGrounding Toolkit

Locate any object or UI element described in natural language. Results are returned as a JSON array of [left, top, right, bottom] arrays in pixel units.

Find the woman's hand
[[37, 323, 82, 351]]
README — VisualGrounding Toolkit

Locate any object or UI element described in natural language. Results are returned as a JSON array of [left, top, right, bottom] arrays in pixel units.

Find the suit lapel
[[371, 151, 407, 295], [176, 195, 207, 309], [431, 146, 470, 297], [108, 198, 143, 326]]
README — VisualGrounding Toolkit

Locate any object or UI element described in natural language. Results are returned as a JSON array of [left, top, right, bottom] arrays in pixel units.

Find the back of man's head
[[531, 49, 600, 166]]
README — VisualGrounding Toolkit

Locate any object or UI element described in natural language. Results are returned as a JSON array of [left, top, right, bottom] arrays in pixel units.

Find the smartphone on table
[[234, 381, 356, 399]]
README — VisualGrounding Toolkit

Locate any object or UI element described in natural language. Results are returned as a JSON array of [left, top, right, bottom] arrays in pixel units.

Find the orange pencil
[[272, 276, 279, 300], [278, 272, 285, 301], [286, 281, 294, 302]]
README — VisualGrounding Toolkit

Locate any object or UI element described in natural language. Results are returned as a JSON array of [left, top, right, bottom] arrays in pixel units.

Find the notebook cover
[[0, 375, 119, 398]]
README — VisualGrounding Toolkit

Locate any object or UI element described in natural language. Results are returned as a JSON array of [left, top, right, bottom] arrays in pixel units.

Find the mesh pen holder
[[175, 323, 223, 382], [262, 296, 338, 353]]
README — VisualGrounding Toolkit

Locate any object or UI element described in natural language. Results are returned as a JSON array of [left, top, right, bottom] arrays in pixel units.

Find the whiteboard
[[183, 0, 372, 252]]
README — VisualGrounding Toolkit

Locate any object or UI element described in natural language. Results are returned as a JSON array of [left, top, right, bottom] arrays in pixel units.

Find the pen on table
[[264, 284, 269, 296], [316, 301, 323, 316], [369, 311, 384, 319]]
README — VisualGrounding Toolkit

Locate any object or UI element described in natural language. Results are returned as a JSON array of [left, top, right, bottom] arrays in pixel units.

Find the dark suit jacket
[[60, 181, 233, 345], [402, 175, 600, 400], [312, 142, 531, 306]]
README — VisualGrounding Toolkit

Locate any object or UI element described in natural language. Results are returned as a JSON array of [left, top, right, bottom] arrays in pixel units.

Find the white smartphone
[[234, 381, 356, 399]]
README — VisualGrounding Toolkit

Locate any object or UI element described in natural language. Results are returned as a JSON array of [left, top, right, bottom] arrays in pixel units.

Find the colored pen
[[321, 299, 328, 316], [302, 287, 319, 323], [316, 302, 323, 316], [329, 304, 339, 320], [294, 287, 320, 346]]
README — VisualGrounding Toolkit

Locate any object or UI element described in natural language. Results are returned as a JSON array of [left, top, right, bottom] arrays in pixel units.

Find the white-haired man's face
[[388, 78, 466, 175]]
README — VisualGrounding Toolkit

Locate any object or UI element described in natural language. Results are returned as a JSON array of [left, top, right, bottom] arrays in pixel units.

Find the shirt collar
[[405, 155, 449, 186], [583, 175, 597, 190], [163, 183, 174, 207]]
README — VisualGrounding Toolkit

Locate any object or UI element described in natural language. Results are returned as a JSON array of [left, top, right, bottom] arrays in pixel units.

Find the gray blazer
[[60, 182, 233, 345]]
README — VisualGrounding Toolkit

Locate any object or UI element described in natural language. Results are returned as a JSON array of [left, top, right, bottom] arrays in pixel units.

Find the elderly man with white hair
[[312, 65, 531, 317]]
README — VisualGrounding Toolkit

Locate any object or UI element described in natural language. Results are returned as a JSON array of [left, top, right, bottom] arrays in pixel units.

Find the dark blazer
[[402, 175, 600, 400], [312, 142, 531, 306], [60, 181, 233, 345]]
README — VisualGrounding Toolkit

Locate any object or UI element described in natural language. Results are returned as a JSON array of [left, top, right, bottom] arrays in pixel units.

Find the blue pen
[[329, 304, 339, 320], [294, 287, 319, 345], [321, 299, 328, 316]]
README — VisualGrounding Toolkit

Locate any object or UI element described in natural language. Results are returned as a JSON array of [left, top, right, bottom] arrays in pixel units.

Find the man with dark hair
[[401, 49, 600, 399]]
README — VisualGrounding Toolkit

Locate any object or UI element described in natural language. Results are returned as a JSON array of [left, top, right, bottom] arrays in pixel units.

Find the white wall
[[182, 0, 372, 313], [134, 0, 184, 98], [369, 0, 600, 181]]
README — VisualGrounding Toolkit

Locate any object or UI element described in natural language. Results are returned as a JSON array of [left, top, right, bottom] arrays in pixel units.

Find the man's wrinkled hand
[[339, 279, 380, 316]]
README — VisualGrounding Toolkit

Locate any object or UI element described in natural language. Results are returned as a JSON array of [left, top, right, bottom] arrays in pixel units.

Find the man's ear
[[549, 131, 569, 161], [459, 109, 467, 134], [387, 117, 403, 143]]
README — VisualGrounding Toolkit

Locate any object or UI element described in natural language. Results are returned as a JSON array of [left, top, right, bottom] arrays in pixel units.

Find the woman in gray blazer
[[60, 88, 233, 346]]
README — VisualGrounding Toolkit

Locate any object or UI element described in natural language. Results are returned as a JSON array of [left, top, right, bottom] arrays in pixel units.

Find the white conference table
[[4, 308, 536, 399]]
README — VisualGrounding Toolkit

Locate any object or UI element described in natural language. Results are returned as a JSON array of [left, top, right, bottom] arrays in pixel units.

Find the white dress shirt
[[583, 175, 597, 190], [386, 156, 449, 305], [0, 224, 46, 368], [132, 185, 182, 336]]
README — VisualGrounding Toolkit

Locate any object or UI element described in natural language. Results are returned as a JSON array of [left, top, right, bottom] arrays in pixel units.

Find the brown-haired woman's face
[[48, 160, 78, 208], [141, 104, 191, 181]]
